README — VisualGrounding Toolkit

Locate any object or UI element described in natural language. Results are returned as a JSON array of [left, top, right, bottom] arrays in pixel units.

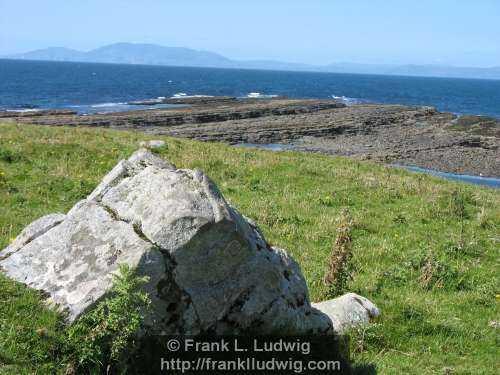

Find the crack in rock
[[97, 201, 203, 333]]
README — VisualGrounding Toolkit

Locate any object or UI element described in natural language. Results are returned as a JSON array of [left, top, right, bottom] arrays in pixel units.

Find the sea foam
[[247, 92, 279, 98], [331, 95, 361, 105]]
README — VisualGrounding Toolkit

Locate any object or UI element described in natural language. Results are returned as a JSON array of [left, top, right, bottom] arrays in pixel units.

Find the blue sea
[[1, 59, 500, 117]]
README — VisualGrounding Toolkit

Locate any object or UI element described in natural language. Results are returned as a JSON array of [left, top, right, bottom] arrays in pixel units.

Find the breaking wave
[[331, 94, 363, 105], [171, 93, 214, 98], [90, 102, 127, 108], [247, 92, 279, 98]]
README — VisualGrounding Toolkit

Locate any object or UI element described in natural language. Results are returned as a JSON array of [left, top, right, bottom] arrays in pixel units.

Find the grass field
[[0, 123, 499, 374]]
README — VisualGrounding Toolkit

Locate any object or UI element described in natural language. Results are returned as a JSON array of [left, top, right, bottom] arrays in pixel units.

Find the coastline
[[2, 97, 499, 178]]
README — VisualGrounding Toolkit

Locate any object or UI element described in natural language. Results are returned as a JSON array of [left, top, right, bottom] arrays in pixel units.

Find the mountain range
[[3, 42, 500, 80]]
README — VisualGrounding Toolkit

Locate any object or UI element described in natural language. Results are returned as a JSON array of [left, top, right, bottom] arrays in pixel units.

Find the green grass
[[1, 123, 499, 374]]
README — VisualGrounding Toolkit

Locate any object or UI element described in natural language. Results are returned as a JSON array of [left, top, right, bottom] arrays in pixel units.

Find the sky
[[1, 0, 499, 67]]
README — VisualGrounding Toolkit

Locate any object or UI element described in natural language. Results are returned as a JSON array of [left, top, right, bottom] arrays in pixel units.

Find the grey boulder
[[0, 149, 379, 335], [313, 293, 380, 333]]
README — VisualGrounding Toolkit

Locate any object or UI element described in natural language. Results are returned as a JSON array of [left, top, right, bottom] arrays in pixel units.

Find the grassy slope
[[0, 123, 498, 374]]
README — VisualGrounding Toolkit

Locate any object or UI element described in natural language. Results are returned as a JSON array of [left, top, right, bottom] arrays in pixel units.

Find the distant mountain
[[84, 43, 233, 67], [3, 43, 500, 80], [10, 47, 85, 62], [5, 43, 234, 69]]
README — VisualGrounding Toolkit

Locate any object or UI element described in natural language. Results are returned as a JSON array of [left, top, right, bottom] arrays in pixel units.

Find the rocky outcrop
[[1, 99, 345, 129], [0, 149, 379, 335]]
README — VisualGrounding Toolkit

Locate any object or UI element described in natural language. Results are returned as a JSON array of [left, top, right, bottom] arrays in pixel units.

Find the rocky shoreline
[[2, 97, 499, 177]]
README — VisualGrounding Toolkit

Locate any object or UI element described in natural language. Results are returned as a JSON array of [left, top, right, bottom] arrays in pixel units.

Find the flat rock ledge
[[0, 149, 379, 335]]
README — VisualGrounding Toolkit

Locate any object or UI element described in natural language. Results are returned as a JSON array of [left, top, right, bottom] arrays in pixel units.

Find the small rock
[[313, 293, 381, 333]]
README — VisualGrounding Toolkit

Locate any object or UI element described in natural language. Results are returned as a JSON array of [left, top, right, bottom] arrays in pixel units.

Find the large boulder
[[0, 149, 379, 334]]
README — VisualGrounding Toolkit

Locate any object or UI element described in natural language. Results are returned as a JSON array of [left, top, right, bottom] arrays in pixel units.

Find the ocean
[[1, 59, 500, 117]]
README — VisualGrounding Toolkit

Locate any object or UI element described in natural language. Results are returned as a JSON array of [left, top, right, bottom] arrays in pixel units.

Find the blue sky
[[1, 0, 499, 67]]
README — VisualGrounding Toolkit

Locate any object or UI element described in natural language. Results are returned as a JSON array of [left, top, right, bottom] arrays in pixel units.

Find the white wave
[[5, 108, 41, 113], [331, 94, 360, 105], [90, 102, 127, 108], [171, 93, 214, 99], [247, 92, 279, 98]]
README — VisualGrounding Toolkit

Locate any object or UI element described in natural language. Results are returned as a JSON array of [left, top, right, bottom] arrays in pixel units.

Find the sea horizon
[[1, 59, 500, 118]]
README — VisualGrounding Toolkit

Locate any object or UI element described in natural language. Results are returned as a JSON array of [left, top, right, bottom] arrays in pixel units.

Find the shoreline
[[3, 95, 500, 121], [236, 143, 500, 188], [1, 97, 499, 178], [394, 165, 500, 188]]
